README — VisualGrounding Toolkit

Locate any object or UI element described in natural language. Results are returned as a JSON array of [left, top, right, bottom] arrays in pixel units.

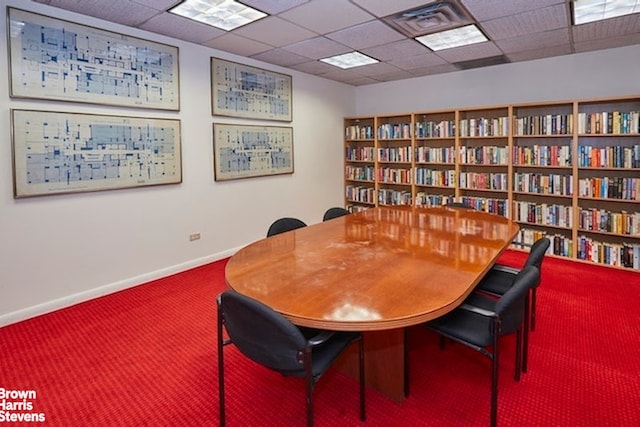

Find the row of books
[[415, 120, 456, 138], [512, 145, 572, 167], [378, 189, 412, 205], [513, 202, 573, 228], [378, 167, 412, 184], [577, 145, 640, 168], [459, 117, 509, 137], [378, 147, 412, 162], [514, 173, 573, 196], [514, 113, 573, 136], [459, 197, 509, 216], [345, 125, 374, 140], [345, 165, 374, 181], [378, 123, 411, 139], [459, 172, 508, 191], [415, 146, 455, 163], [577, 177, 640, 200], [415, 193, 455, 206], [577, 111, 640, 135], [345, 147, 375, 161], [577, 236, 640, 269], [578, 208, 640, 236], [415, 168, 456, 187], [459, 146, 508, 165], [345, 185, 375, 204], [350, 143, 639, 169], [513, 228, 573, 257]]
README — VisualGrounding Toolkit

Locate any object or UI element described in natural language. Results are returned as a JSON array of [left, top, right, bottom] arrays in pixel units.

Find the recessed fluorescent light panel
[[320, 52, 379, 69], [415, 24, 488, 51], [572, 0, 640, 25], [169, 0, 267, 31]]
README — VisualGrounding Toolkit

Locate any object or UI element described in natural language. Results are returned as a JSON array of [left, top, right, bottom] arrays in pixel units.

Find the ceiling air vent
[[454, 55, 511, 70], [382, 1, 475, 38]]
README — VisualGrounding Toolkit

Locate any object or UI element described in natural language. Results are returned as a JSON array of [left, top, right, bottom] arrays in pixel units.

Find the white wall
[[0, 0, 355, 326], [355, 44, 640, 115]]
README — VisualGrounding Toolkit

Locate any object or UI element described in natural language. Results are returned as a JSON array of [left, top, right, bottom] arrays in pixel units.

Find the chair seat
[[428, 308, 495, 349], [283, 331, 360, 378]]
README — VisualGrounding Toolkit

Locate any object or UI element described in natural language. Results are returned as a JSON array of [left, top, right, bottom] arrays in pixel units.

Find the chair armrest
[[459, 303, 497, 318], [307, 330, 336, 346], [491, 264, 520, 275]]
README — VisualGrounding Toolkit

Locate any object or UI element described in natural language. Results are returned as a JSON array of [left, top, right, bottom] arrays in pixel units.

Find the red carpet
[[1, 253, 639, 426]]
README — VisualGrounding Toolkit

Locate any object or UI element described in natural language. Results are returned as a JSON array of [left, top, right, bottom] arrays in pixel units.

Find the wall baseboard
[[0, 248, 239, 328]]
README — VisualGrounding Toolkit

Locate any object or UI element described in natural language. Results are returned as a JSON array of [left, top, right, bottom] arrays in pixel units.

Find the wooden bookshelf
[[343, 95, 640, 272]]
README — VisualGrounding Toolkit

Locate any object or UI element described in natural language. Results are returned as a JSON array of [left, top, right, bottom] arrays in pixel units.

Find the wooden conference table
[[225, 206, 519, 402]]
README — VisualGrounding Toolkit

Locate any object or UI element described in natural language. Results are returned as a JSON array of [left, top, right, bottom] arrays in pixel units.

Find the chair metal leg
[[522, 293, 531, 373], [359, 337, 366, 421], [530, 288, 537, 331], [490, 323, 499, 427], [515, 327, 522, 382], [217, 302, 226, 427]]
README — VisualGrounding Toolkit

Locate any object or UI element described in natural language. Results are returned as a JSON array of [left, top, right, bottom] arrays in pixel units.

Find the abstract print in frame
[[11, 109, 182, 198], [211, 57, 292, 121], [8, 7, 180, 110], [213, 123, 293, 181]]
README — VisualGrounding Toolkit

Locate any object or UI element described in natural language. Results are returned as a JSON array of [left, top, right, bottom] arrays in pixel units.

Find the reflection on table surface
[[225, 206, 519, 331]]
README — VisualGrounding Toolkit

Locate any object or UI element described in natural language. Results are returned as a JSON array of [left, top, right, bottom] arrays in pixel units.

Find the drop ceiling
[[30, 0, 640, 86]]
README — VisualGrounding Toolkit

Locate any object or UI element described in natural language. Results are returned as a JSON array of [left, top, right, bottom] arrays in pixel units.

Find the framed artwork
[[213, 123, 293, 181], [11, 109, 182, 198], [211, 57, 292, 121], [7, 7, 180, 111]]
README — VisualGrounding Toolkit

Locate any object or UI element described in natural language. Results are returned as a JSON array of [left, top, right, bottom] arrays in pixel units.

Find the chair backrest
[[523, 237, 551, 271], [218, 291, 307, 373], [494, 266, 540, 335], [323, 207, 349, 221], [267, 217, 307, 237]]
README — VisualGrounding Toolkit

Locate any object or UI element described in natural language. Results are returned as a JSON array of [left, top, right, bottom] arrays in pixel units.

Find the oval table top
[[225, 206, 519, 331]]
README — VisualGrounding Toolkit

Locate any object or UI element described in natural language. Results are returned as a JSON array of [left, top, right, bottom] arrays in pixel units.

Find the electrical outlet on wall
[[189, 233, 201, 241]]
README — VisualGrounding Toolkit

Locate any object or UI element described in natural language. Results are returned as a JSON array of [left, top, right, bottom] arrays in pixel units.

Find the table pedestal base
[[336, 328, 406, 403]]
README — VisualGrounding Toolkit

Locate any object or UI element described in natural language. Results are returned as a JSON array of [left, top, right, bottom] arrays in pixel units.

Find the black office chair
[[475, 237, 550, 372], [323, 207, 349, 221], [423, 266, 540, 427], [217, 291, 365, 427], [267, 217, 307, 237]]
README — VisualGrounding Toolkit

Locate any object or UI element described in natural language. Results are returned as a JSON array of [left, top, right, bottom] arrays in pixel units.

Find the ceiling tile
[[241, 0, 310, 15], [434, 41, 503, 62], [361, 39, 430, 61], [203, 33, 273, 57], [409, 63, 461, 77], [131, 0, 180, 10], [574, 33, 640, 53], [572, 14, 640, 43], [45, 0, 160, 26], [462, 0, 565, 21], [250, 48, 310, 67], [480, 4, 568, 40], [505, 44, 572, 63], [327, 20, 405, 50], [495, 28, 571, 54], [283, 37, 351, 60], [389, 53, 447, 70], [289, 60, 339, 75], [279, 0, 374, 34], [140, 13, 224, 43], [233, 16, 317, 47]]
